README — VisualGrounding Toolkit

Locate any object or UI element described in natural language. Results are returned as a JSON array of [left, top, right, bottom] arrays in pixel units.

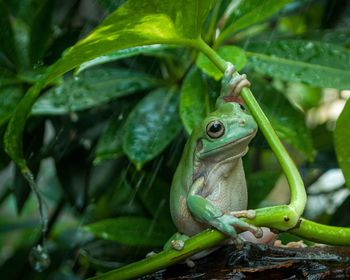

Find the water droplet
[[29, 244, 50, 272]]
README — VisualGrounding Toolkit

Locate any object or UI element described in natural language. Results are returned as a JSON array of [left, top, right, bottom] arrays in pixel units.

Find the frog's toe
[[233, 235, 244, 249], [229, 209, 256, 219], [171, 239, 185, 250], [224, 62, 236, 78]]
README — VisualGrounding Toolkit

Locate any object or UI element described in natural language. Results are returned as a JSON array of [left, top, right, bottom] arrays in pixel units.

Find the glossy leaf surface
[[77, 45, 170, 73], [123, 88, 181, 168], [217, 0, 291, 45], [246, 40, 350, 90], [32, 68, 161, 115], [5, 0, 214, 168]]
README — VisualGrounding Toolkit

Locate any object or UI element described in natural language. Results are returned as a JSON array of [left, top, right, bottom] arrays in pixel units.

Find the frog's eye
[[239, 104, 245, 111], [206, 120, 225, 139]]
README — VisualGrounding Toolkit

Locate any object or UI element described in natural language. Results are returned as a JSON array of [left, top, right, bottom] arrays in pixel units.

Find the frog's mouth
[[201, 130, 257, 159]]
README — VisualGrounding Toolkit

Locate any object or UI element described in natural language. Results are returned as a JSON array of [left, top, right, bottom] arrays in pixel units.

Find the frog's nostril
[[239, 120, 246, 127]]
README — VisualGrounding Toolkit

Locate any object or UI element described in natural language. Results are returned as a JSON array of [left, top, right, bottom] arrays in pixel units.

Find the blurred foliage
[[0, 0, 350, 279]]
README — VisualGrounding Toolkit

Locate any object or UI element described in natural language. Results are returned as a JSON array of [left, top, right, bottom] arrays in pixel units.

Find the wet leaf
[[84, 217, 172, 247], [334, 99, 350, 189], [217, 0, 291, 45], [196, 45, 246, 80], [32, 68, 161, 115], [251, 75, 314, 160], [180, 68, 209, 134], [246, 40, 350, 90], [0, 86, 23, 127], [50, 0, 215, 79], [94, 115, 125, 165], [5, 0, 214, 169], [77, 45, 171, 73], [123, 88, 181, 168]]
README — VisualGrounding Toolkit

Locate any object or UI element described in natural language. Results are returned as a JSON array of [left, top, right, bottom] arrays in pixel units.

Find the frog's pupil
[[210, 122, 222, 133]]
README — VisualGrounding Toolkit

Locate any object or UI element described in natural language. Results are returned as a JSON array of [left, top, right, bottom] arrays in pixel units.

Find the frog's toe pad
[[224, 62, 236, 78], [171, 239, 185, 251], [229, 209, 256, 219]]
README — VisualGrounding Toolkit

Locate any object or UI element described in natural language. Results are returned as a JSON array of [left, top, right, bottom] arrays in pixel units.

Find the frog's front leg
[[187, 177, 262, 241]]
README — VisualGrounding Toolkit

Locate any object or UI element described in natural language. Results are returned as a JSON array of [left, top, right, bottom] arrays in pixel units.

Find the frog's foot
[[164, 232, 190, 251], [212, 213, 263, 240], [228, 74, 251, 98], [221, 62, 250, 99]]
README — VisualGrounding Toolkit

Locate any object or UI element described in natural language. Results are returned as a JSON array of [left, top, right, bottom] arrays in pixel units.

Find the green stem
[[89, 229, 226, 280], [289, 218, 350, 245]]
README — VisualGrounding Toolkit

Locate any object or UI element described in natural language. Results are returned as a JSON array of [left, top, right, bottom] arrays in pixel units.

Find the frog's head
[[195, 102, 257, 161]]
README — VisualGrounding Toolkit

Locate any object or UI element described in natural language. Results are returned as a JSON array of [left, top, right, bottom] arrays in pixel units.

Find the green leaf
[[0, 0, 19, 68], [334, 99, 350, 189], [84, 217, 172, 247], [29, 0, 55, 64], [77, 44, 170, 73], [32, 68, 162, 115], [0, 86, 23, 127], [123, 87, 181, 168], [196, 45, 246, 80], [217, 0, 291, 45], [50, 0, 215, 79], [94, 115, 125, 165], [250, 75, 314, 160], [5, 0, 215, 169], [180, 68, 209, 134], [246, 40, 350, 90]]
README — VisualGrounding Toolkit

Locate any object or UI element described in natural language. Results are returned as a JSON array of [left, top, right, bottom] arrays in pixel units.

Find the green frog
[[169, 63, 266, 249]]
